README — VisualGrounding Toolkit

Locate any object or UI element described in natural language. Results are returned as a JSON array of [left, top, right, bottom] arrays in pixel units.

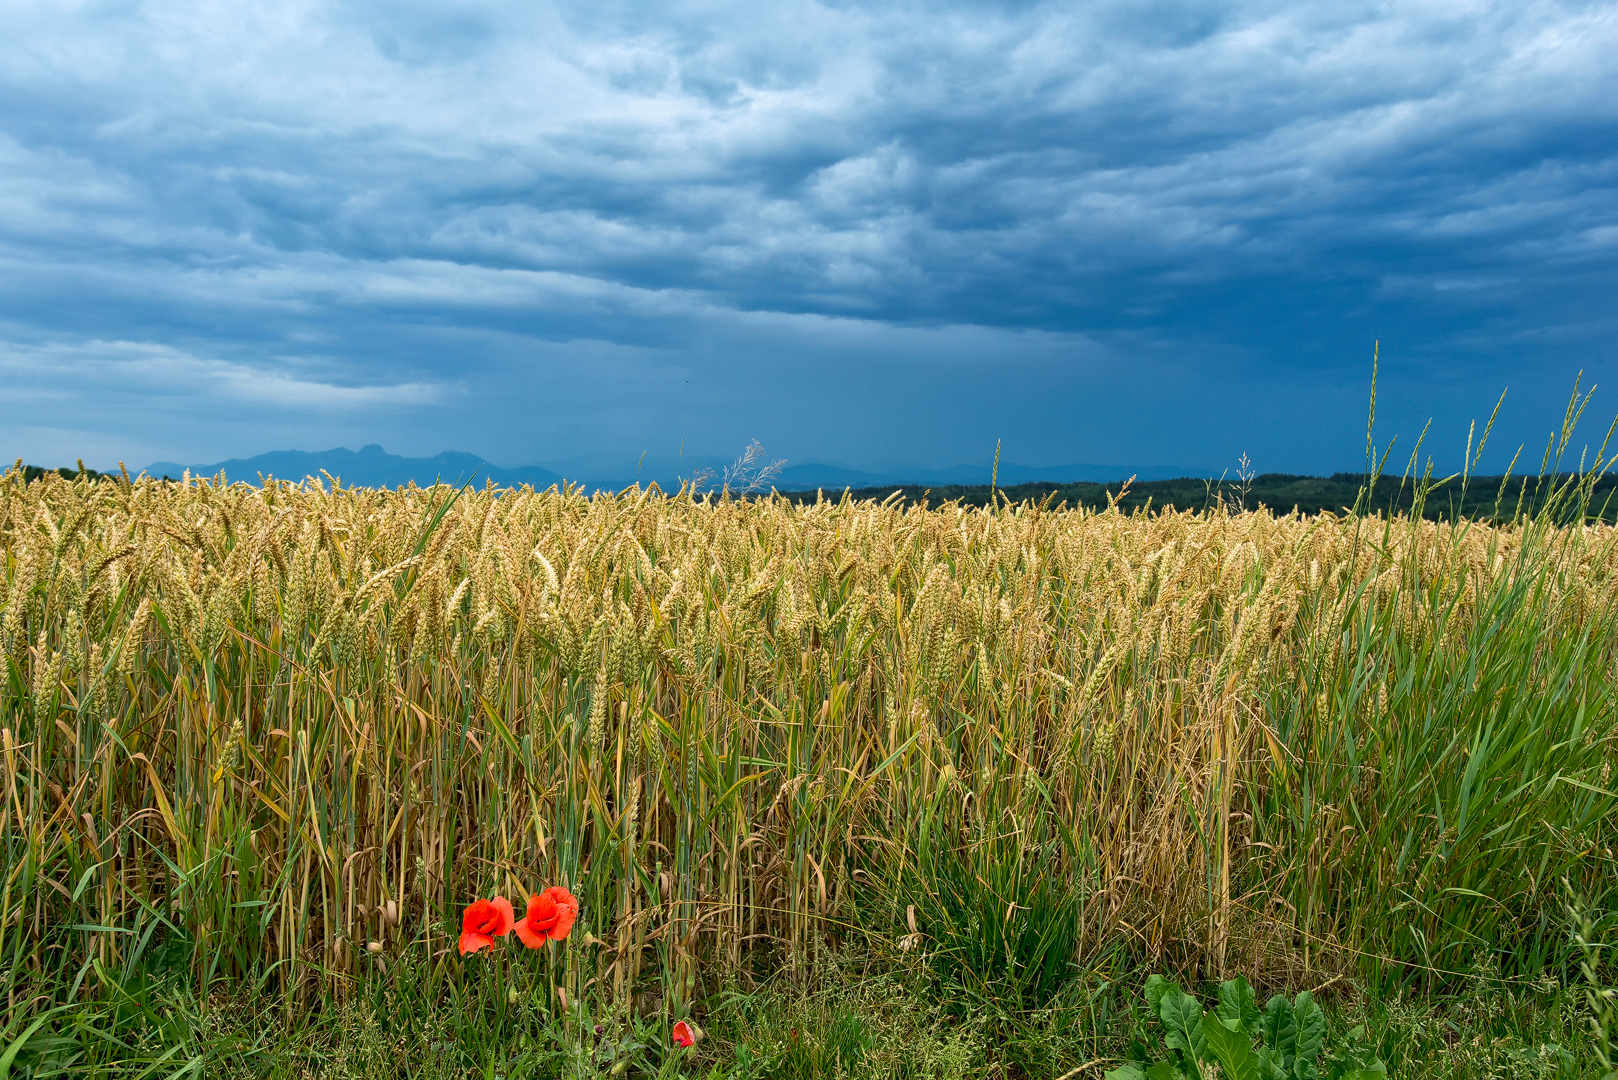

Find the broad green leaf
[[1145, 974, 1172, 1015], [1158, 988, 1206, 1075], [1292, 991, 1326, 1072], [1340, 1070, 1388, 1080], [1104, 1066, 1146, 1080], [1218, 976, 1260, 1031], [1145, 1064, 1180, 1080], [1259, 994, 1297, 1066], [1202, 1016, 1262, 1080], [1256, 1046, 1289, 1080]]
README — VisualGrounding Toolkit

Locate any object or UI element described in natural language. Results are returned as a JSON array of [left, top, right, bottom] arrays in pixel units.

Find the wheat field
[[2, 463, 1615, 1059]]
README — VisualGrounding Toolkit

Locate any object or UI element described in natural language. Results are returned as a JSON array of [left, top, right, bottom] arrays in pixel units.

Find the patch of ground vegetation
[[5, 943, 1612, 1077]]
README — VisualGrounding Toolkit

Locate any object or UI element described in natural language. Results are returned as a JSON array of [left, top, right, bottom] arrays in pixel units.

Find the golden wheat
[[1, 466, 1614, 1017]]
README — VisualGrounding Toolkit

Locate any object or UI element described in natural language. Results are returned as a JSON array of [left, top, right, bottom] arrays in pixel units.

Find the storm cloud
[[2, 0, 1615, 477]]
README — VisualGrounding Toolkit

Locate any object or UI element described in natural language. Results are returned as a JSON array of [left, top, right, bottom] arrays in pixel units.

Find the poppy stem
[[547, 939, 557, 1022]]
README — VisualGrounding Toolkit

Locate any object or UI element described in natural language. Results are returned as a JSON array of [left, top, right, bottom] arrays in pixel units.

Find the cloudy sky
[[2, 0, 1615, 478]]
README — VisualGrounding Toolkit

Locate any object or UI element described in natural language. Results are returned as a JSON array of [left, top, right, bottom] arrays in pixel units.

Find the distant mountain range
[[142, 445, 1212, 491], [143, 445, 563, 490]]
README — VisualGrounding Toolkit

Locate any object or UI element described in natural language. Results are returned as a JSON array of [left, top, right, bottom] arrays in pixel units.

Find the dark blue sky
[[2, 0, 1615, 478]]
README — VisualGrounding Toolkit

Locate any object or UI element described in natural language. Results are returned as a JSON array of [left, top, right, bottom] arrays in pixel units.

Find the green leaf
[[1292, 992, 1326, 1072], [1145, 1065, 1180, 1080], [1202, 1016, 1263, 1080], [1256, 1046, 1290, 1080], [1104, 1066, 1146, 1080], [1145, 974, 1172, 1015], [1259, 994, 1296, 1063], [1158, 988, 1206, 1075], [1218, 977, 1261, 1032]]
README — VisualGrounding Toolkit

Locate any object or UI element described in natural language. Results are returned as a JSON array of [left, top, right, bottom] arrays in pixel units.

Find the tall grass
[[0, 443, 1614, 1064]]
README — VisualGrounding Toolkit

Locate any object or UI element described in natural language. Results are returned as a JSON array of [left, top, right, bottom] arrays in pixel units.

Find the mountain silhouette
[[143, 445, 563, 489]]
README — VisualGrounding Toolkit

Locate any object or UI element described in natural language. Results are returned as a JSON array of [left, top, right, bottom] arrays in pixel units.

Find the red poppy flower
[[458, 896, 514, 956], [515, 886, 579, 947], [672, 1020, 695, 1048]]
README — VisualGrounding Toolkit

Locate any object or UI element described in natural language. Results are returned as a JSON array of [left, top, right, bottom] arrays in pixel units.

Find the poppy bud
[[367, 941, 383, 954], [508, 985, 519, 1004]]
